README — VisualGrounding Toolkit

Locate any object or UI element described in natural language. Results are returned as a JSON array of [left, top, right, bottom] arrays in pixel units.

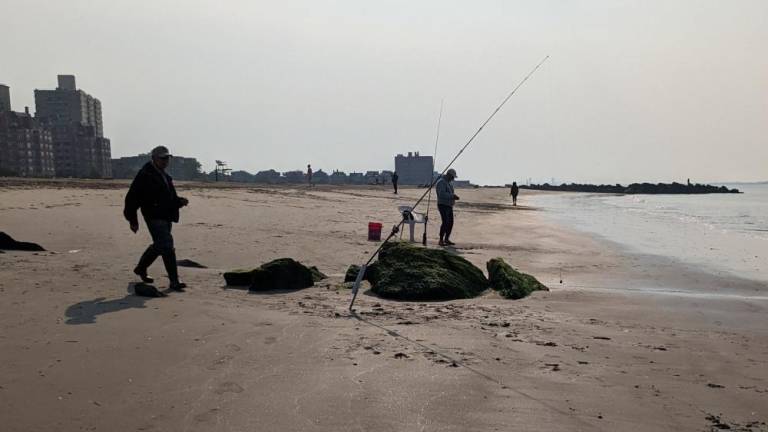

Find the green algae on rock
[[486, 258, 548, 299], [365, 242, 488, 301], [224, 258, 317, 291], [309, 266, 327, 282]]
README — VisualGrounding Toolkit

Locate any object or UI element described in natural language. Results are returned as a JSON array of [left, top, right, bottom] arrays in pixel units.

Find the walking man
[[510, 181, 519, 206], [124, 146, 189, 291], [436, 168, 459, 246], [392, 171, 399, 194], [307, 164, 313, 187]]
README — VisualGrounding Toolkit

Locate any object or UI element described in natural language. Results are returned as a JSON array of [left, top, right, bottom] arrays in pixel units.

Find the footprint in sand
[[213, 381, 244, 395], [194, 408, 221, 423], [264, 336, 277, 345], [206, 355, 234, 370], [225, 343, 241, 352]]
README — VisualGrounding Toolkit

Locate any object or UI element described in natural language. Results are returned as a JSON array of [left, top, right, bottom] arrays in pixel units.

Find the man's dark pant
[[393, 181, 398, 194], [437, 204, 454, 241], [136, 219, 179, 284]]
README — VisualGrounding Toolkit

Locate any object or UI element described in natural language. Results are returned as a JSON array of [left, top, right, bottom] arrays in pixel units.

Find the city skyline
[[1, 1, 766, 184]]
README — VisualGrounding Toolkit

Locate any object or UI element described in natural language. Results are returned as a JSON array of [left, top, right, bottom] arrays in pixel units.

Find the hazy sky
[[1, 0, 766, 184]]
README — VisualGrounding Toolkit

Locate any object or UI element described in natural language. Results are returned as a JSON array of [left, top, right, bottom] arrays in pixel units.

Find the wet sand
[[0, 180, 766, 431]]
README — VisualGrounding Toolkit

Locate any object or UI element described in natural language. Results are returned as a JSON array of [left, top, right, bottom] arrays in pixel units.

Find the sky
[[1, 0, 766, 185]]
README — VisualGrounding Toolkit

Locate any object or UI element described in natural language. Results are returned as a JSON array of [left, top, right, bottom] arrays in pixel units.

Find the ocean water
[[530, 183, 768, 283]]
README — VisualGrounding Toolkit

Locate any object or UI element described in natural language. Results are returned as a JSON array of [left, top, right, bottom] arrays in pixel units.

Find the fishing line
[[423, 99, 444, 246], [349, 55, 550, 310]]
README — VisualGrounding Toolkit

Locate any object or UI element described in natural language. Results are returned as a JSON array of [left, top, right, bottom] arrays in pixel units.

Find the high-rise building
[[35, 75, 104, 137], [0, 84, 10, 112], [0, 109, 56, 177], [394, 151, 434, 185], [34, 75, 111, 178]]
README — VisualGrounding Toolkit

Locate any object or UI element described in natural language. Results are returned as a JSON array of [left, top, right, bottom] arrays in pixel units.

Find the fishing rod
[[423, 99, 444, 246], [349, 55, 550, 311]]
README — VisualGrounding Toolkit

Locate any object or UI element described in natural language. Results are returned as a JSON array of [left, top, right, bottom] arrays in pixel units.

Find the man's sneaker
[[444, 240, 456, 246], [438, 239, 445, 246], [133, 268, 154, 284], [169, 281, 187, 292]]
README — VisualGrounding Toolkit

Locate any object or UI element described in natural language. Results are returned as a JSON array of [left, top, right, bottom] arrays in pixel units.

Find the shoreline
[[1, 181, 766, 431]]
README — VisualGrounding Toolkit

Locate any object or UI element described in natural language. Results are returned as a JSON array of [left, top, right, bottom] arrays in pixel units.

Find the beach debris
[[486, 258, 548, 299], [133, 283, 167, 297], [0, 232, 45, 251], [177, 259, 207, 268], [223, 258, 317, 291], [363, 242, 488, 301]]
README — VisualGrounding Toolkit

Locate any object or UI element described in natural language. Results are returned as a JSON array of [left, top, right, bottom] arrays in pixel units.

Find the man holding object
[[124, 146, 189, 291], [436, 168, 459, 246]]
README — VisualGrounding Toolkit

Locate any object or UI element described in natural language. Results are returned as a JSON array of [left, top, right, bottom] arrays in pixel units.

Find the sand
[[0, 179, 766, 431]]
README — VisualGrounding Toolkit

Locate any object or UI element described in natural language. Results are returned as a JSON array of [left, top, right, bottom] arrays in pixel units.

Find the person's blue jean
[[437, 204, 454, 241], [136, 219, 178, 284]]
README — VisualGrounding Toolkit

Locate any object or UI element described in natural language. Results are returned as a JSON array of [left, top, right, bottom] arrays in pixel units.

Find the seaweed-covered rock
[[366, 242, 488, 301], [486, 258, 548, 299], [224, 258, 316, 291], [309, 266, 327, 282], [133, 283, 167, 298], [345, 265, 362, 282], [223, 269, 254, 286], [0, 232, 45, 251]]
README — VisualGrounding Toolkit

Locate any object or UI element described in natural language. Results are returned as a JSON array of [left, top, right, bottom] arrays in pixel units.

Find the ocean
[[530, 183, 768, 284]]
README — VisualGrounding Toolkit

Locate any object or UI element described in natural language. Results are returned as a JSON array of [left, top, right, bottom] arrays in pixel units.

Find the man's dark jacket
[[124, 162, 183, 225]]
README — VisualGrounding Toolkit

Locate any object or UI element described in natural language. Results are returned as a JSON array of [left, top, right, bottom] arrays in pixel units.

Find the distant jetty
[[520, 182, 740, 194]]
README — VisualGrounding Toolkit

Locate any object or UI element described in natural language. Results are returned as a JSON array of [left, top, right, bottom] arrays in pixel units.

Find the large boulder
[[486, 258, 548, 299], [0, 232, 45, 251], [224, 258, 316, 291], [365, 242, 488, 301]]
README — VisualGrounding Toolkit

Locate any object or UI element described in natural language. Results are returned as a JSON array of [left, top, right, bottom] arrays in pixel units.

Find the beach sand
[[1, 179, 766, 431]]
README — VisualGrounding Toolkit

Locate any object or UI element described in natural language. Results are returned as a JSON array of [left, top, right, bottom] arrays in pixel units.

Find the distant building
[[0, 84, 10, 112], [282, 170, 304, 183], [254, 169, 281, 184], [348, 172, 365, 184], [112, 153, 203, 180], [394, 151, 433, 185], [34, 75, 111, 178], [313, 169, 329, 184], [329, 170, 348, 184], [0, 109, 56, 177]]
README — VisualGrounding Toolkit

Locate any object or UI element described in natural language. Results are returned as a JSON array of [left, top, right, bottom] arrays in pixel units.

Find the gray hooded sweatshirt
[[435, 176, 455, 207]]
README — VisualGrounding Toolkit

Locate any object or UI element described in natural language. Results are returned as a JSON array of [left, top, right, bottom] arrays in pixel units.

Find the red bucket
[[368, 222, 383, 241]]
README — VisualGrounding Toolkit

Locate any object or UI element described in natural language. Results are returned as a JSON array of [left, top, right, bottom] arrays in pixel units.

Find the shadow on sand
[[64, 283, 168, 325]]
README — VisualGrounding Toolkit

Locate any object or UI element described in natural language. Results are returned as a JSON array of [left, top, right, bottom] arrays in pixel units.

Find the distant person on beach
[[392, 171, 399, 194], [510, 181, 519, 206], [436, 168, 459, 246], [124, 146, 189, 291], [307, 164, 313, 187]]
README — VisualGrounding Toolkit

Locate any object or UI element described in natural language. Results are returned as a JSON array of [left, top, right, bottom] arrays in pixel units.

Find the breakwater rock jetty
[[521, 182, 740, 194]]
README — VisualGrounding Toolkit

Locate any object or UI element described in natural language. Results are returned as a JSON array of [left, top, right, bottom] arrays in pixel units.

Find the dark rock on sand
[[224, 258, 316, 291], [486, 258, 548, 299], [133, 283, 167, 297], [366, 242, 488, 301], [345, 265, 363, 282], [177, 259, 207, 268], [309, 266, 327, 282], [0, 232, 45, 251]]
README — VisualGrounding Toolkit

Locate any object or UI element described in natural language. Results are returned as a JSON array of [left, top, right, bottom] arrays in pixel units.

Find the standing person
[[124, 146, 189, 291], [307, 164, 313, 187], [392, 171, 399, 194], [510, 181, 519, 206], [435, 168, 459, 246]]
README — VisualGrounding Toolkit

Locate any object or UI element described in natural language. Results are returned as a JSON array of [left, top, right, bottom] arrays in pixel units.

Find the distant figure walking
[[436, 168, 459, 246], [124, 146, 189, 291], [510, 181, 519, 206], [307, 164, 313, 187], [392, 171, 399, 194]]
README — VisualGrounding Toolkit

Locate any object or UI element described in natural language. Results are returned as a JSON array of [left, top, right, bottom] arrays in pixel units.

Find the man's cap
[[446, 168, 457, 177], [151, 146, 171, 158]]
